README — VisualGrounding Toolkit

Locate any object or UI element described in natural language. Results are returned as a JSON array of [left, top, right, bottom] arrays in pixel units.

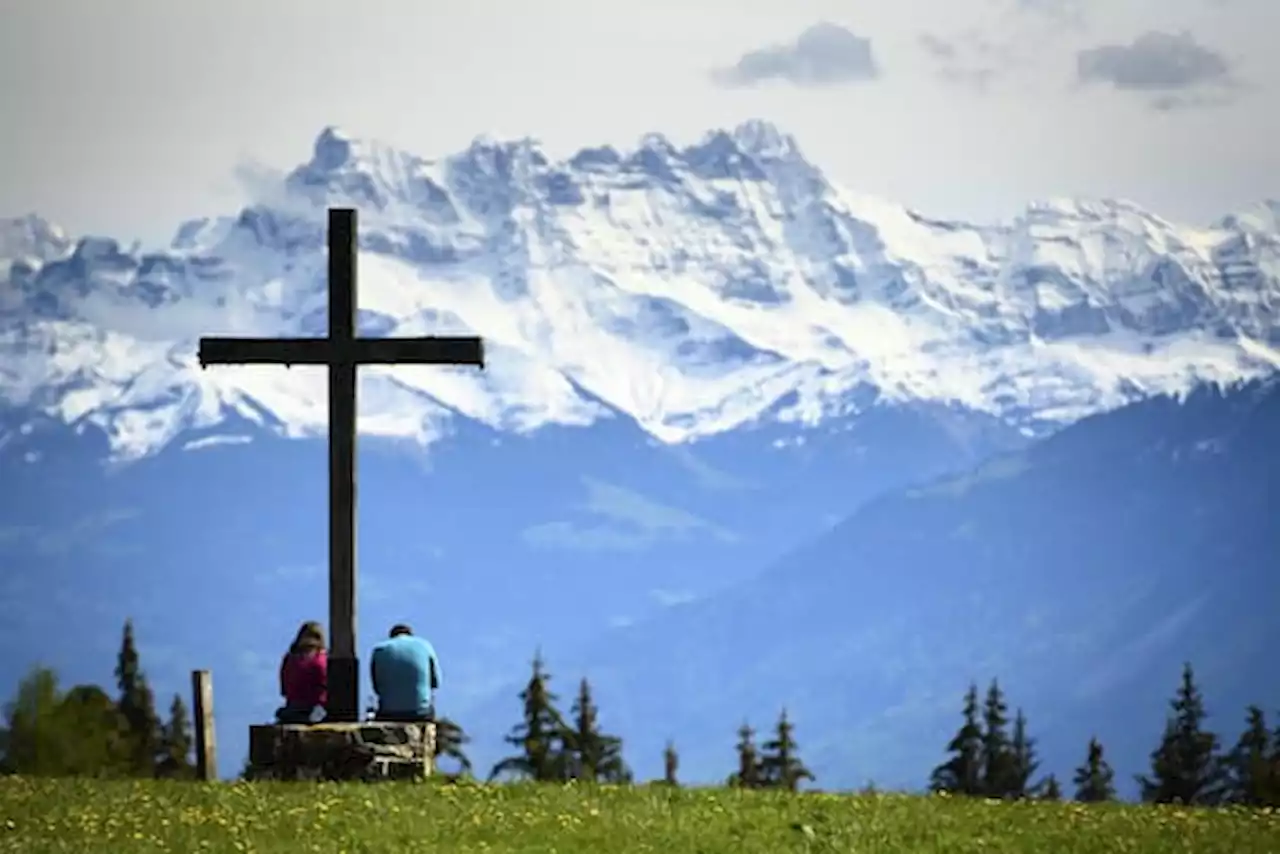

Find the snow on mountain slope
[[2, 121, 1279, 461]]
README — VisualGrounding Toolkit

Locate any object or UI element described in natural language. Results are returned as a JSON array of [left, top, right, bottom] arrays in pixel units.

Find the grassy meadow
[[2, 776, 1277, 853]]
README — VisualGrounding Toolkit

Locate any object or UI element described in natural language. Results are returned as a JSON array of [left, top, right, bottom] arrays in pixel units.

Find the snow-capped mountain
[[4, 122, 1280, 784], [3, 121, 1279, 460]]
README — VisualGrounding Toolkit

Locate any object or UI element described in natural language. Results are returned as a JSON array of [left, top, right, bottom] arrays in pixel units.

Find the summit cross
[[197, 207, 485, 722]]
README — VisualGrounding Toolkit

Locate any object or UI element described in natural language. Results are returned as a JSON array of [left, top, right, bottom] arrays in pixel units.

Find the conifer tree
[[979, 680, 1012, 797], [434, 717, 474, 777], [758, 708, 814, 792], [931, 683, 983, 795], [1006, 708, 1039, 799], [1270, 715, 1280, 806], [114, 619, 161, 777], [663, 740, 679, 786], [1271, 714, 1280, 806], [1137, 662, 1223, 805], [1072, 736, 1116, 802], [562, 678, 630, 783], [728, 722, 762, 788], [155, 693, 194, 779], [488, 650, 566, 782], [1038, 774, 1062, 801], [1222, 706, 1275, 806]]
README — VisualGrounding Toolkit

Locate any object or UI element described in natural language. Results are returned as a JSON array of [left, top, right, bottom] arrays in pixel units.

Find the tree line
[[4, 621, 1278, 807], [1, 620, 194, 779], [927, 664, 1280, 806], [482, 650, 808, 791]]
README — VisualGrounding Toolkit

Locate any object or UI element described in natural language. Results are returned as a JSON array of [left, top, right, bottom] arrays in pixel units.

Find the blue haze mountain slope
[[1, 122, 1279, 781], [491, 378, 1280, 793], [0, 398, 1017, 778]]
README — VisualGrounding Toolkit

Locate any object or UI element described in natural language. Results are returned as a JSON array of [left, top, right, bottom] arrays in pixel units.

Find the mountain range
[[1, 121, 1277, 789], [500, 377, 1280, 792]]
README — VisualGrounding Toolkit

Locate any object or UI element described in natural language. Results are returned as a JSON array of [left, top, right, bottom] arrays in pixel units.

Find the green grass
[[2, 777, 1277, 853]]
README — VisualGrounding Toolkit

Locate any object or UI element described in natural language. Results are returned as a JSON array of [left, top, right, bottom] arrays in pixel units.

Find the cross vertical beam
[[327, 208, 359, 722]]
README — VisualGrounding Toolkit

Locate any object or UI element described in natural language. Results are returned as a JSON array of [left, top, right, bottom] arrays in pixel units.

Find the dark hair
[[389, 624, 413, 638], [290, 621, 326, 655]]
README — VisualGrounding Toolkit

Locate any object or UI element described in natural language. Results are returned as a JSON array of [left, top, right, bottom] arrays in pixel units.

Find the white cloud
[[649, 588, 698, 607]]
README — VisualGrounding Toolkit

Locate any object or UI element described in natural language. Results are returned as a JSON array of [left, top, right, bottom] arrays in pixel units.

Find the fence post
[[191, 669, 218, 782]]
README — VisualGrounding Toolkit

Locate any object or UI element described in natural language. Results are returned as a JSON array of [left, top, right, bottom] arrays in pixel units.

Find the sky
[[1, 0, 1277, 247]]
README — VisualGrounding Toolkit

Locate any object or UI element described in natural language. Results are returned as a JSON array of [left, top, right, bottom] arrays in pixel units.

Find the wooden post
[[328, 208, 360, 723], [191, 669, 218, 782]]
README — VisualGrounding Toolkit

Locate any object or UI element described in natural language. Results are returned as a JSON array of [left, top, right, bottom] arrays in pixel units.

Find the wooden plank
[[197, 336, 485, 367], [197, 337, 333, 366], [351, 336, 484, 365]]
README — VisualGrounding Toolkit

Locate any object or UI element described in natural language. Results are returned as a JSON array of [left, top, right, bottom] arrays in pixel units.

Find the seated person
[[276, 621, 328, 724], [370, 624, 441, 722]]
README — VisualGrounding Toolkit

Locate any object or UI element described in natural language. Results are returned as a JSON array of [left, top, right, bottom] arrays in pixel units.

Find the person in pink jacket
[[276, 621, 328, 723]]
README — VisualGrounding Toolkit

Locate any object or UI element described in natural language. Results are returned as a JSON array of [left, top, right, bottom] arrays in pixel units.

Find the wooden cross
[[197, 207, 484, 722]]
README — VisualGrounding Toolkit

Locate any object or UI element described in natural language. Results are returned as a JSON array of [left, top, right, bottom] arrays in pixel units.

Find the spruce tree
[[155, 693, 194, 779], [1072, 736, 1116, 802], [979, 680, 1012, 797], [434, 717, 473, 777], [562, 678, 630, 783], [663, 740, 679, 786], [1222, 706, 1275, 806], [931, 683, 983, 795], [1271, 714, 1280, 806], [1038, 774, 1062, 801], [114, 619, 161, 777], [728, 722, 761, 788], [1006, 708, 1039, 799], [1137, 662, 1223, 805], [1270, 714, 1280, 806], [758, 708, 814, 792], [488, 650, 566, 782]]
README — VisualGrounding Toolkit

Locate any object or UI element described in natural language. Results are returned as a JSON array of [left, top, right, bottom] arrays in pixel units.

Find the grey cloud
[[918, 0, 1087, 92], [712, 22, 879, 88], [916, 31, 1011, 91], [1148, 91, 1239, 112], [918, 34, 957, 61], [919, 0, 1081, 93], [1076, 31, 1235, 94]]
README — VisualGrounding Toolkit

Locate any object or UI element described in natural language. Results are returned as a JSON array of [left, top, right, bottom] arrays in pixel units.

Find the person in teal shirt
[[370, 624, 441, 721]]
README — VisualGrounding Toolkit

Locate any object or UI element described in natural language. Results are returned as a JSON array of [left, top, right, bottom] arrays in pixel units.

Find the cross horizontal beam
[[197, 336, 485, 368]]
